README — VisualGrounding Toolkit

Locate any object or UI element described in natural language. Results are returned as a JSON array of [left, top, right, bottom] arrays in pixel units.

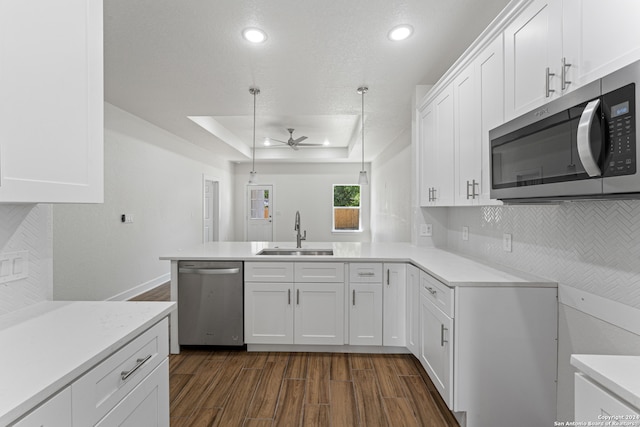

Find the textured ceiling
[[103, 0, 510, 163]]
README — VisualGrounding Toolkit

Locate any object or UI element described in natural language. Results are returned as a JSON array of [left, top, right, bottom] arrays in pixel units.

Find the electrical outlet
[[503, 233, 512, 252], [420, 224, 433, 237], [462, 226, 469, 241], [121, 214, 134, 223]]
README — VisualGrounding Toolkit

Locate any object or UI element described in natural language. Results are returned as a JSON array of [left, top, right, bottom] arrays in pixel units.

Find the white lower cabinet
[[405, 265, 420, 357], [383, 263, 406, 347], [417, 270, 558, 427], [349, 282, 383, 346], [419, 283, 454, 408], [11, 388, 72, 427], [574, 373, 640, 421], [244, 262, 344, 346], [96, 359, 169, 427]]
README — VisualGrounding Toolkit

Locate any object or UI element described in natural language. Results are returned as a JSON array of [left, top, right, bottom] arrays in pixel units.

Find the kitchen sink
[[256, 248, 334, 256]]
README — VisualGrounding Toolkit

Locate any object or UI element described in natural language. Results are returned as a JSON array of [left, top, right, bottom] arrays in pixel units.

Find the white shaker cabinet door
[[349, 282, 383, 346], [575, 373, 640, 422], [12, 388, 71, 427], [382, 263, 406, 346], [0, 0, 103, 203], [504, 0, 562, 120], [294, 282, 344, 345], [563, 0, 640, 92], [244, 282, 294, 344], [405, 265, 420, 357]]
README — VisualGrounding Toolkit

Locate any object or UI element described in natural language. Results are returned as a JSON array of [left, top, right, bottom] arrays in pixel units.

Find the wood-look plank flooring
[[133, 282, 459, 427]]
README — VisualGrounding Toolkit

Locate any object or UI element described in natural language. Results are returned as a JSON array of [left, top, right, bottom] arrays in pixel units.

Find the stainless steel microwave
[[490, 60, 640, 202]]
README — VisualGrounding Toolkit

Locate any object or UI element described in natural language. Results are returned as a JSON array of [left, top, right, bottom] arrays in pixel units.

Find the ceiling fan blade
[[297, 143, 324, 147], [292, 136, 308, 145], [270, 138, 288, 144]]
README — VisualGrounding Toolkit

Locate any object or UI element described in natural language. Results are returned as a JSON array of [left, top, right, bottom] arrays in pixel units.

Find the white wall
[[370, 128, 412, 242], [424, 202, 640, 420], [234, 162, 371, 243], [53, 103, 235, 301], [0, 204, 52, 315]]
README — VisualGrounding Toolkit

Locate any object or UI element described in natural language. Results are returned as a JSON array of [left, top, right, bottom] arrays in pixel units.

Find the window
[[333, 185, 361, 231]]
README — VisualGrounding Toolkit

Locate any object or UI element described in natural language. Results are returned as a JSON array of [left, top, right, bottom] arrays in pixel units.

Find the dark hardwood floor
[[132, 282, 458, 427]]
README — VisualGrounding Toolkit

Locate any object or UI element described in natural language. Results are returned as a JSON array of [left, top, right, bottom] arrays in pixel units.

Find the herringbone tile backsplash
[[0, 205, 52, 316], [445, 200, 640, 308]]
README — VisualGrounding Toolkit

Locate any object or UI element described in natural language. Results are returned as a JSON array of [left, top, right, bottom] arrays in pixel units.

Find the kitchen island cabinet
[[0, 301, 175, 426]]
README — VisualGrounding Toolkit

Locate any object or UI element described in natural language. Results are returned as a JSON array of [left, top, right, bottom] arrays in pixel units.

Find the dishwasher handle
[[178, 267, 241, 275]]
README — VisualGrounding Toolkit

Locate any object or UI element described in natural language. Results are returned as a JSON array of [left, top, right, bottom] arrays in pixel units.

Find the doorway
[[247, 184, 273, 241], [203, 176, 219, 242]]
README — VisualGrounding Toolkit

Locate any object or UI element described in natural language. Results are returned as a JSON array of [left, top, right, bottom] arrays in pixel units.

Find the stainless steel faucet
[[294, 210, 306, 248]]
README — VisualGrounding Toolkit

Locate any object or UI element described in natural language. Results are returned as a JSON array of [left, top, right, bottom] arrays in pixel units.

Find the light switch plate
[[462, 226, 469, 241], [503, 233, 512, 252]]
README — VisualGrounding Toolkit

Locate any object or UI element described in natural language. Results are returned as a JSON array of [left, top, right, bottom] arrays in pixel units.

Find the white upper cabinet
[[504, 0, 563, 120], [475, 36, 505, 205], [420, 85, 455, 207], [0, 0, 103, 203], [453, 66, 481, 206], [562, 0, 640, 92]]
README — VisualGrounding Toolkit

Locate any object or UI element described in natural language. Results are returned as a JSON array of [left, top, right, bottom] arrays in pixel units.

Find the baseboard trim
[[106, 273, 171, 301], [246, 344, 410, 354], [559, 284, 640, 337]]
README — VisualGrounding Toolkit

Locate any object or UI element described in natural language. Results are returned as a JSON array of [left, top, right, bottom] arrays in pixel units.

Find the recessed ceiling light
[[242, 28, 267, 44], [263, 138, 271, 146], [388, 24, 413, 41], [323, 139, 330, 146]]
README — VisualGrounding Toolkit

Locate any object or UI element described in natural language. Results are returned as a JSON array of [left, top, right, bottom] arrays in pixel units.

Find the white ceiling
[[104, 0, 510, 163]]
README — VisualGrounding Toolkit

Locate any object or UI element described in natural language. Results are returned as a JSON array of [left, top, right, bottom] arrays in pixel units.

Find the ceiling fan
[[269, 128, 323, 150]]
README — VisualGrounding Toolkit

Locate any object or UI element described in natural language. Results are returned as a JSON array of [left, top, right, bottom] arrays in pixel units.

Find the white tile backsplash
[[0, 204, 52, 315], [438, 200, 640, 308]]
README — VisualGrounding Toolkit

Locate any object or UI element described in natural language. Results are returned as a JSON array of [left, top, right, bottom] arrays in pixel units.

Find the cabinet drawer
[[575, 373, 640, 420], [420, 271, 454, 317], [295, 262, 344, 282], [72, 317, 169, 426], [245, 262, 294, 282], [349, 263, 383, 283], [11, 387, 71, 427], [96, 358, 169, 427]]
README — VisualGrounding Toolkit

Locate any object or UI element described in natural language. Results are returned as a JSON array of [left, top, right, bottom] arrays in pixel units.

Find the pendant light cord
[[361, 89, 364, 171], [252, 88, 257, 173]]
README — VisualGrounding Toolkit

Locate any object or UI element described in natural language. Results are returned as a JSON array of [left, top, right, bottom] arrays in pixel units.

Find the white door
[[247, 185, 273, 241], [203, 178, 219, 242], [349, 283, 383, 346]]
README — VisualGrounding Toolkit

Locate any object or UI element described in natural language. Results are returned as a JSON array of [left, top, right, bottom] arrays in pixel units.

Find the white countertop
[[161, 241, 555, 287], [571, 354, 640, 410], [0, 301, 175, 426]]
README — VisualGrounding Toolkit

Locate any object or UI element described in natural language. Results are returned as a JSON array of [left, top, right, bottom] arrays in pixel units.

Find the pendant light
[[357, 86, 369, 185], [248, 87, 260, 183]]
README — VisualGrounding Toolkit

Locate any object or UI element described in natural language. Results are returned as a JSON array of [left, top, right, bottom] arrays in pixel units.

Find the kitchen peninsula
[[161, 241, 558, 427]]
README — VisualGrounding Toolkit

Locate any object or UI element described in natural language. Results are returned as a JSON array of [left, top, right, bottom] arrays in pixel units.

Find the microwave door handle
[[576, 99, 602, 177]]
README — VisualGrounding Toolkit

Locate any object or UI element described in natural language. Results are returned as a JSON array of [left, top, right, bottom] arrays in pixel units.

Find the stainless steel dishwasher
[[177, 260, 243, 346]]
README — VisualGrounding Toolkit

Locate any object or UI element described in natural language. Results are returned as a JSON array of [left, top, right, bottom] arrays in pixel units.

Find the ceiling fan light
[[242, 28, 267, 44], [388, 24, 413, 41]]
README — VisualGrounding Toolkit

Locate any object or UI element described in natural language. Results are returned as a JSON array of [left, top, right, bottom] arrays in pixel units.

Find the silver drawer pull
[[441, 324, 448, 347], [121, 354, 152, 381], [425, 286, 437, 296], [358, 272, 375, 277]]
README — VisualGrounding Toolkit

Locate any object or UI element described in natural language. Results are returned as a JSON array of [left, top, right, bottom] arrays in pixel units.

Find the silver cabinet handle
[[577, 99, 602, 177], [545, 67, 555, 98], [428, 187, 433, 202], [472, 179, 479, 199], [431, 188, 437, 201], [288, 288, 291, 305], [121, 354, 152, 381], [296, 289, 300, 305], [466, 180, 472, 200], [357, 272, 375, 277], [352, 289, 356, 306], [386, 269, 390, 285], [441, 324, 448, 347], [178, 268, 240, 275], [561, 57, 572, 91], [425, 286, 437, 296]]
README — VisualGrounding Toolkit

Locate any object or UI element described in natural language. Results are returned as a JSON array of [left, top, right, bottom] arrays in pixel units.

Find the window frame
[[332, 184, 362, 233]]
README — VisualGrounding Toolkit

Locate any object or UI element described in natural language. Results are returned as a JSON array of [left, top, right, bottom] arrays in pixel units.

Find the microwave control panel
[[603, 83, 636, 177]]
